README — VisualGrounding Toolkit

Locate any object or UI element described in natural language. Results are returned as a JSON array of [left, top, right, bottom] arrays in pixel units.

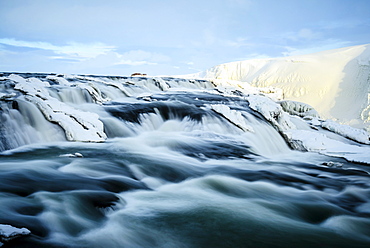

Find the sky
[[0, 0, 369, 76]]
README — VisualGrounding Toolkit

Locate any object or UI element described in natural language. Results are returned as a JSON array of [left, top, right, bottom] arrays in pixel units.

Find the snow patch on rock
[[0, 224, 30, 246], [59, 152, 84, 158]]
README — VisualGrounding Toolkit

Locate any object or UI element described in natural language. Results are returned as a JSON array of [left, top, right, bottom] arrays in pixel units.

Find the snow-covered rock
[[321, 120, 370, 144], [208, 78, 284, 101], [284, 129, 370, 164], [0, 92, 16, 100], [46, 75, 71, 86], [279, 100, 319, 118], [59, 152, 84, 158], [0, 224, 30, 246], [246, 95, 295, 131]]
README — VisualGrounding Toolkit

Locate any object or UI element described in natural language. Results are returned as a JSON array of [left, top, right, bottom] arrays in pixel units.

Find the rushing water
[[0, 73, 370, 247]]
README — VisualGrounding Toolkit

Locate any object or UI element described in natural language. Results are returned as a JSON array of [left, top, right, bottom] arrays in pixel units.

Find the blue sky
[[0, 0, 369, 76]]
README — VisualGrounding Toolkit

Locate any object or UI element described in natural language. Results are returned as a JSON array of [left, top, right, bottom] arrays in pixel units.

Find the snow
[[0, 224, 30, 246], [190, 44, 370, 132]]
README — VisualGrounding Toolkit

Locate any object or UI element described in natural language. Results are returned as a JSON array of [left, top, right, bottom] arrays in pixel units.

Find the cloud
[[281, 39, 351, 57], [115, 50, 171, 66], [0, 38, 170, 67], [0, 38, 115, 60], [282, 28, 320, 42], [0, 38, 173, 75], [224, 37, 252, 48], [320, 19, 369, 30], [58, 49, 172, 75], [227, 0, 252, 8], [79, 50, 171, 68], [241, 53, 271, 60], [297, 28, 318, 40]]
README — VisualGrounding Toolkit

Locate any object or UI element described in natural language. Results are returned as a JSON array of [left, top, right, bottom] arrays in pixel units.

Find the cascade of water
[[0, 106, 40, 150], [0, 100, 67, 151]]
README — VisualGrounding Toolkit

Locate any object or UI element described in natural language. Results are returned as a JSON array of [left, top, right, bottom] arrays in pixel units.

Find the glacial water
[[0, 73, 370, 247]]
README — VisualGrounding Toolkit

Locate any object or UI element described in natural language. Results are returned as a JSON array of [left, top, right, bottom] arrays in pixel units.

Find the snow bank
[[191, 44, 370, 131]]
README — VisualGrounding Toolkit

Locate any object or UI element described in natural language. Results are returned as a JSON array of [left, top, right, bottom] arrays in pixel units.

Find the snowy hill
[[190, 44, 370, 131]]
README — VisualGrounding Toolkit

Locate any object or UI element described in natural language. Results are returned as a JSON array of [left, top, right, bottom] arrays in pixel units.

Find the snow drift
[[191, 44, 370, 132]]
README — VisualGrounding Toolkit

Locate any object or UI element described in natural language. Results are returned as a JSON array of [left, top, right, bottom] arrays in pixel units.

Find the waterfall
[[0, 73, 290, 156]]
